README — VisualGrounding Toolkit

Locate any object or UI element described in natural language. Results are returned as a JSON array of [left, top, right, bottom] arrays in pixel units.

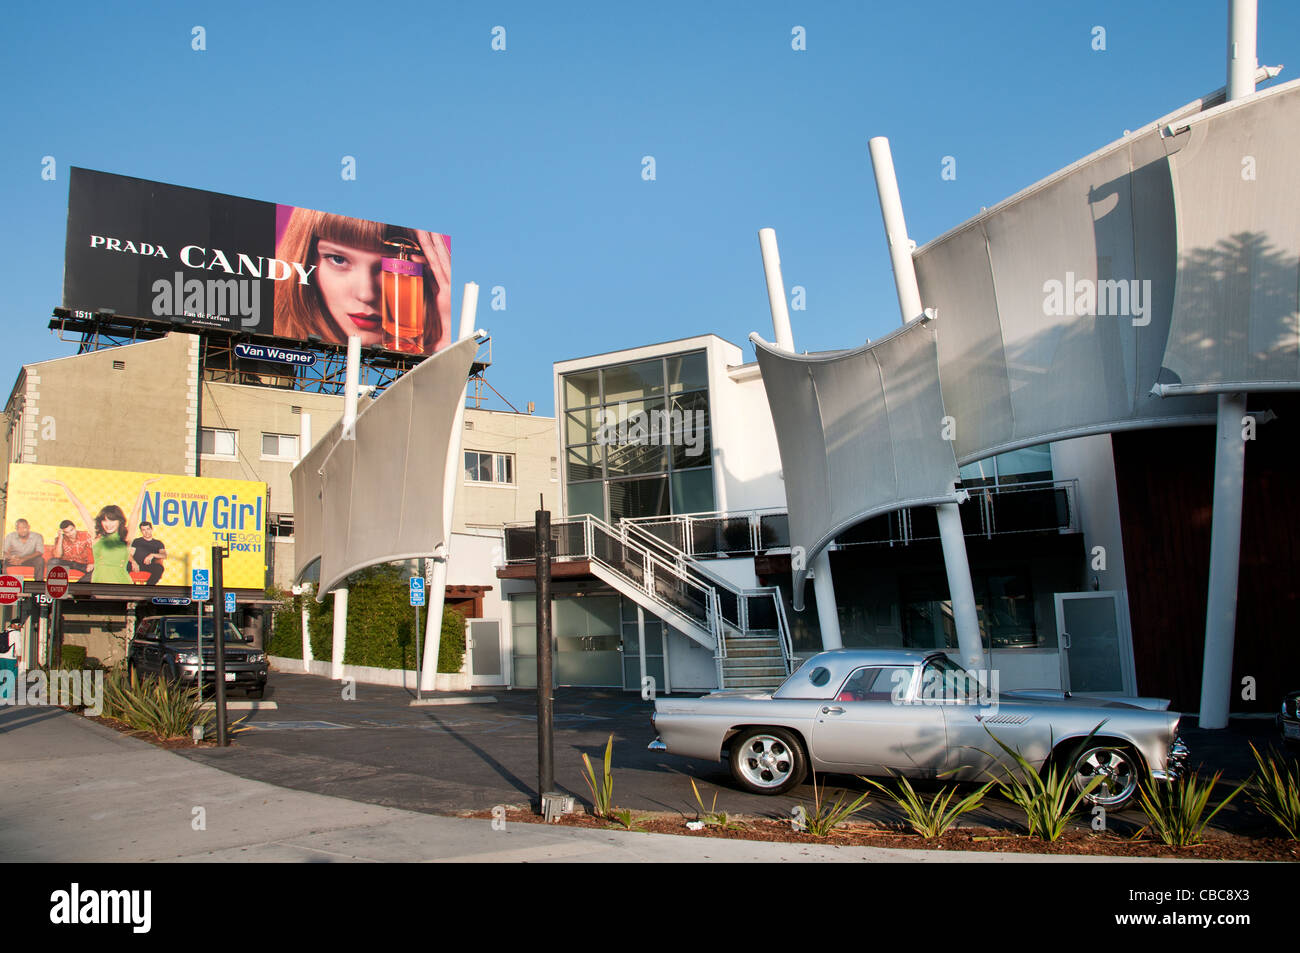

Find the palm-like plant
[[862, 774, 995, 838], [980, 725, 1103, 841], [580, 734, 615, 818], [1246, 743, 1300, 840], [1134, 767, 1245, 847]]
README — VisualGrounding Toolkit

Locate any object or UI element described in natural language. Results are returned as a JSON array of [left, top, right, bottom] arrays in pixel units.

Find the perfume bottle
[[381, 237, 427, 354]]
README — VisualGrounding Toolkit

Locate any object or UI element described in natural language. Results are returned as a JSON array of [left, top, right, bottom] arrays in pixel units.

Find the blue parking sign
[[191, 569, 209, 602], [409, 577, 426, 607], [225, 592, 236, 613]]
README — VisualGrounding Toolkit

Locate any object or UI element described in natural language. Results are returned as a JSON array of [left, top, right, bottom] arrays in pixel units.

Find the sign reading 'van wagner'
[[2, 464, 268, 589], [62, 168, 453, 357]]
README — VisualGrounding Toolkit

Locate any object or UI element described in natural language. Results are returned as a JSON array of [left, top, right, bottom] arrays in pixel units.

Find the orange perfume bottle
[[381, 237, 426, 353]]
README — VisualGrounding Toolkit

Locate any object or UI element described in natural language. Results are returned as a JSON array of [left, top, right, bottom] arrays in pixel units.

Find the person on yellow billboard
[[44, 476, 159, 585]]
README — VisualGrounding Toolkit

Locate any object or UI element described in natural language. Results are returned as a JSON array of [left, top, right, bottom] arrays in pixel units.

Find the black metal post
[[211, 546, 229, 747], [535, 507, 554, 809]]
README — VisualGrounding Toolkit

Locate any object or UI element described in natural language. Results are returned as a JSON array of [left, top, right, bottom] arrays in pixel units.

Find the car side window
[[836, 666, 914, 702]]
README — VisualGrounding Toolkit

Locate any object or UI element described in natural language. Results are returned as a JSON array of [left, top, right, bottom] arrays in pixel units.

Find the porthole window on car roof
[[807, 666, 831, 687]]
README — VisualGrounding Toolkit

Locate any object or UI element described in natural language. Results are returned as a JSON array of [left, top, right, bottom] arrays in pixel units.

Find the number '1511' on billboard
[[1, 464, 268, 590]]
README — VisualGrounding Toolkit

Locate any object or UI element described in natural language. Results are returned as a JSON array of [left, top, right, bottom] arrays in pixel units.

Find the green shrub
[[266, 587, 304, 659], [60, 645, 87, 670], [439, 608, 466, 674], [581, 734, 616, 817], [296, 564, 469, 672], [797, 771, 871, 836], [103, 667, 213, 739]]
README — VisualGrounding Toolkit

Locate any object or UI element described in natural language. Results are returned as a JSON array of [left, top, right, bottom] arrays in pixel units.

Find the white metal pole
[[868, 136, 984, 672], [1200, 0, 1256, 728], [637, 604, 648, 695], [758, 228, 795, 352], [298, 413, 314, 669], [758, 228, 843, 651], [420, 283, 480, 692], [332, 337, 362, 681]]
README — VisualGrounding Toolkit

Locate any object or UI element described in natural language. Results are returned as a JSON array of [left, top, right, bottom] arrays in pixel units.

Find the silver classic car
[[649, 649, 1188, 809]]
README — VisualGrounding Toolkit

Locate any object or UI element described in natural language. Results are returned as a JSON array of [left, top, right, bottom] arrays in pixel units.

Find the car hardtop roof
[[803, 648, 946, 667]]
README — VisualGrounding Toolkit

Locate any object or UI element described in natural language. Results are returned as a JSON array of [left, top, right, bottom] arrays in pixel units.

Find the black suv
[[129, 616, 268, 698]]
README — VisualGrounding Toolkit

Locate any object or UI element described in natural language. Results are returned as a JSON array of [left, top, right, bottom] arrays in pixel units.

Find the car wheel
[[1070, 744, 1140, 810], [729, 728, 807, 795]]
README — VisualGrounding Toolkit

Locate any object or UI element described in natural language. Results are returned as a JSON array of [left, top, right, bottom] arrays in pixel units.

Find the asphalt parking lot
[[179, 670, 1292, 836]]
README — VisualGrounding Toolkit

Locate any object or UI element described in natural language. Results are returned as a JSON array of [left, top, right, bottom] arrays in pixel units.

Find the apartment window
[[269, 514, 295, 538], [261, 433, 299, 461], [561, 349, 714, 521], [200, 428, 237, 459], [465, 450, 515, 485]]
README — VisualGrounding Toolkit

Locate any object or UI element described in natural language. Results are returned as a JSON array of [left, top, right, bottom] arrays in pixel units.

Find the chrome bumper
[[647, 737, 667, 752], [1152, 735, 1190, 781]]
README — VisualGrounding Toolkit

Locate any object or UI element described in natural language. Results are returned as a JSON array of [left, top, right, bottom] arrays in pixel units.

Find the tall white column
[[331, 337, 362, 681], [758, 228, 844, 651], [298, 413, 314, 669], [420, 283, 480, 691], [1199, 1, 1257, 729], [868, 136, 984, 671]]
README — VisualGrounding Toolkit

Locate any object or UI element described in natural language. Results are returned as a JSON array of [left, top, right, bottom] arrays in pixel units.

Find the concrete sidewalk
[[0, 706, 1174, 863]]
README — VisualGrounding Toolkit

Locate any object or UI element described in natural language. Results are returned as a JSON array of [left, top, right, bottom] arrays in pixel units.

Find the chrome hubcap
[[738, 736, 793, 788], [1073, 747, 1137, 806]]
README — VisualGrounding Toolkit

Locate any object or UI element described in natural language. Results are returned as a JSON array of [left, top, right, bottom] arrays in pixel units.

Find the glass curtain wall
[[562, 351, 714, 522]]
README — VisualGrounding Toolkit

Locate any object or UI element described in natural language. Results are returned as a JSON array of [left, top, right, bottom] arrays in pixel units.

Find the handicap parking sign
[[225, 591, 236, 613], [191, 569, 210, 602], [409, 577, 426, 607]]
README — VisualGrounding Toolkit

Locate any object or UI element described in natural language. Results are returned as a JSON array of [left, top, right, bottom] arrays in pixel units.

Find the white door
[[466, 619, 507, 687], [1054, 591, 1136, 696]]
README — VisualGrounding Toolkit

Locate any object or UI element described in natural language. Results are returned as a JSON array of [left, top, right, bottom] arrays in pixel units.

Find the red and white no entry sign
[[46, 565, 70, 600], [0, 574, 22, 606]]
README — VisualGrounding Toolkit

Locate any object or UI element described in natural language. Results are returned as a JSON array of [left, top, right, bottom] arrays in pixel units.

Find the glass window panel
[[262, 434, 278, 456], [623, 657, 666, 691], [511, 595, 536, 624], [497, 454, 514, 484], [200, 429, 216, 455], [670, 469, 715, 515], [995, 444, 1053, 482], [668, 389, 710, 425], [566, 444, 603, 482], [565, 407, 601, 446], [605, 440, 667, 477], [564, 370, 601, 409], [602, 360, 664, 404], [586, 595, 621, 635], [566, 481, 605, 520], [667, 351, 708, 394], [671, 427, 711, 470], [608, 476, 669, 522]]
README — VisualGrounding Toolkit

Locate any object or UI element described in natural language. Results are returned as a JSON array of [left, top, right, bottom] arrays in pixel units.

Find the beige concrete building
[[2, 330, 552, 670]]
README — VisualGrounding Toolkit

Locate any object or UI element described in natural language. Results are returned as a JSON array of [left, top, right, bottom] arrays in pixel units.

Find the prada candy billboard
[[62, 168, 452, 356]]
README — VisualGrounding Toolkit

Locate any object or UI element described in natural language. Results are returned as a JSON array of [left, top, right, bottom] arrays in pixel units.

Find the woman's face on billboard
[[314, 239, 385, 345]]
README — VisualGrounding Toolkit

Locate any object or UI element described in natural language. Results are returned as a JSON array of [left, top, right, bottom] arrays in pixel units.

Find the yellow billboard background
[[5, 464, 268, 589]]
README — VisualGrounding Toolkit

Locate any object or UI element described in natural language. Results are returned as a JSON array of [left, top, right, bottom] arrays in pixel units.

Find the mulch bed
[[82, 712, 228, 750], [463, 807, 1300, 861]]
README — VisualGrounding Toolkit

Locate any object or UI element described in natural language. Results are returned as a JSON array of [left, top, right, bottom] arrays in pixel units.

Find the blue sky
[[3, 0, 1297, 416]]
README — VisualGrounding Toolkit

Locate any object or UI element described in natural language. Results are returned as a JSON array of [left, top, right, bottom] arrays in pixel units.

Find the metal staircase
[[504, 512, 794, 690]]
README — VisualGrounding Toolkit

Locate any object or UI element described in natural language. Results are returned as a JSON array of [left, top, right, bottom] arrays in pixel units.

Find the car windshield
[[162, 619, 246, 643], [920, 654, 994, 701]]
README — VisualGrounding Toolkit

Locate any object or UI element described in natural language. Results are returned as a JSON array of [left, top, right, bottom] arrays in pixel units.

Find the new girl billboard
[[3, 464, 268, 589], [62, 168, 452, 356]]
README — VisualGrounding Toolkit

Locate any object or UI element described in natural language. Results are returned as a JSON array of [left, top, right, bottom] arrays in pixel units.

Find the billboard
[[62, 168, 452, 357], [2, 464, 268, 590]]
